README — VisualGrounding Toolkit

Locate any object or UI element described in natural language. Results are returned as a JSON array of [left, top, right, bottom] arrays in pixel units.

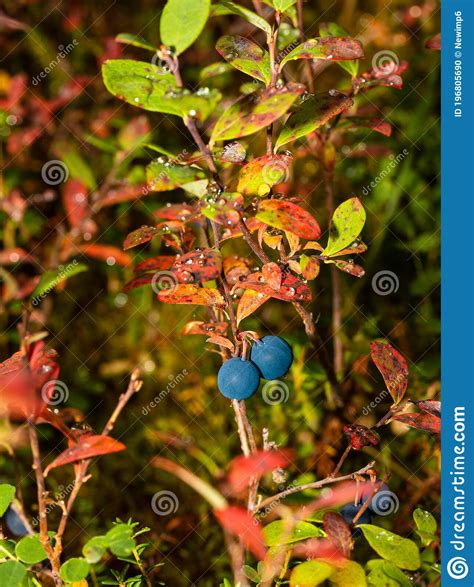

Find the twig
[[28, 422, 62, 585], [330, 445, 351, 478], [254, 460, 375, 513]]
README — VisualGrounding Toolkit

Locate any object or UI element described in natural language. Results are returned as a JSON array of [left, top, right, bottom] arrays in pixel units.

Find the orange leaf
[[237, 290, 270, 326], [158, 284, 225, 307], [79, 244, 132, 267], [256, 200, 321, 240]]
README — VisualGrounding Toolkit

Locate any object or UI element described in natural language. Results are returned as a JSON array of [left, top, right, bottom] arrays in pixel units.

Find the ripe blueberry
[[250, 336, 293, 380], [340, 503, 371, 537], [363, 483, 391, 514], [217, 357, 260, 400]]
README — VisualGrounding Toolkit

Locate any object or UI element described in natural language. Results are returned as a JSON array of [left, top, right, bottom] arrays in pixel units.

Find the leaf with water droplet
[[280, 36, 364, 68], [319, 23, 360, 76], [237, 154, 291, 196], [160, 0, 211, 55], [146, 160, 207, 193], [359, 524, 421, 571], [275, 91, 353, 149], [216, 35, 271, 84], [256, 200, 321, 240], [158, 284, 225, 307], [102, 60, 221, 120], [211, 83, 304, 143]]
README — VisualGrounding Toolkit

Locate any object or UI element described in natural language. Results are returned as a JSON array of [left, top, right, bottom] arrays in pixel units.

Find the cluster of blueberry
[[340, 483, 390, 537], [217, 336, 293, 400]]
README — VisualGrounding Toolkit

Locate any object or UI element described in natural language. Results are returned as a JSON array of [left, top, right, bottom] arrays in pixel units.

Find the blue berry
[[250, 336, 293, 380], [340, 503, 372, 537], [363, 483, 392, 514], [217, 358, 260, 400], [5, 507, 29, 537]]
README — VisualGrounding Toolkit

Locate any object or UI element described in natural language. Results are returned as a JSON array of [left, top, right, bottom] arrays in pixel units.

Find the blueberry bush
[[0, 0, 440, 585]]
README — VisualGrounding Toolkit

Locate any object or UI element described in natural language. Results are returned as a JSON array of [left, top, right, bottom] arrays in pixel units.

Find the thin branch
[[254, 460, 375, 513]]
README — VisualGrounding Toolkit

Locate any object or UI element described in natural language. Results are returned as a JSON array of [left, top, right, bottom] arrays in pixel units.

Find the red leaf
[[304, 481, 375, 517], [100, 183, 149, 207], [79, 244, 132, 267], [123, 225, 158, 250], [413, 400, 441, 418], [333, 259, 365, 278], [425, 34, 440, 51], [391, 412, 440, 434], [323, 512, 353, 557], [228, 449, 294, 493], [44, 434, 126, 476], [62, 179, 88, 228], [214, 506, 266, 559], [293, 537, 346, 562], [256, 200, 321, 240], [154, 203, 197, 221], [171, 249, 222, 283], [133, 256, 177, 274], [370, 341, 408, 405], [223, 256, 253, 285], [343, 424, 380, 450], [237, 271, 312, 303]]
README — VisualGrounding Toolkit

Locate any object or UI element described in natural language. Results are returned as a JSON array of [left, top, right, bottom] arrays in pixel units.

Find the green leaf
[[115, 33, 157, 52], [199, 62, 234, 81], [102, 60, 221, 121], [60, 558, 90, 582], [275, 91, 353, 149], [0, 539, 16, 559], [105, 524, 136, 557], [273, 0, 297, 12], [263, 520, 325, 547], [211, 83, 304, 142], [146, 159, 207, 193], [30, 262, 88, 302], [413, 509, 437, 545], [290, 560, 333, 586], [0, 561, 27, 587], [330, 561, 366, 586], [82, 535, 108, 564], [15, 535, 47, 565], [322, 198, 366, 257], [359, 525, 421, 571], [213, 1, 272, 35], [0, 484, 15, 517], [62, 148, 96, 190], [280, 37, 363, 68], [216, 35, 271, 84], [320, 23, 359, 76], [367, 560, 412, 587], [160, 0, 211, 55]]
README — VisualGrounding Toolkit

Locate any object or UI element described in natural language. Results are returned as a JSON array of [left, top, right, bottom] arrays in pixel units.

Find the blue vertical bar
[[442, 0, 474, 584]]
